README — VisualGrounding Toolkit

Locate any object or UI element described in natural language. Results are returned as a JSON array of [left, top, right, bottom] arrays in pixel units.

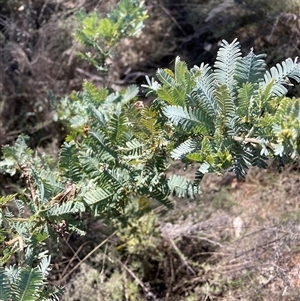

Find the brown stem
[[19, 164, 38, 206], [233, 136, 275, 150]]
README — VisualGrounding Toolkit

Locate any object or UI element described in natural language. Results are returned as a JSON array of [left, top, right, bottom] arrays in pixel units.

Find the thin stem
[[233, 136, 275, 150]]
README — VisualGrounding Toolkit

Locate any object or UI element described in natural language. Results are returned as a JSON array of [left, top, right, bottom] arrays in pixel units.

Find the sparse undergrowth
[[59, 164, 300, 301]]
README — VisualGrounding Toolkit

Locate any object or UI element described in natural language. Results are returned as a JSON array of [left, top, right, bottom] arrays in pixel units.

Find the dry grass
[[158, 164, 300, 300], [55, 164, 300, 301]]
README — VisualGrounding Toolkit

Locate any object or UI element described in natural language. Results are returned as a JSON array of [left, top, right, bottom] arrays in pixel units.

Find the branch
[[233, 136, 276, 150], [19, 164, 38, 206], [55, 231, 116, 285]]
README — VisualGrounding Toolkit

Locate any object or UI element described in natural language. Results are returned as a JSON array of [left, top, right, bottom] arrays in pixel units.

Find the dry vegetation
[[1, 0, 300, 300], [57, 164, 300, 301]]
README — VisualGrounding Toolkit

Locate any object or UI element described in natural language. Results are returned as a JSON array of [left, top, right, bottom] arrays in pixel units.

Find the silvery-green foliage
[[143, 39, 300, 179]]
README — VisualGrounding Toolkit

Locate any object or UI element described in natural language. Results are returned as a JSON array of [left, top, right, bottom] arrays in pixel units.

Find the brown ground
[[58, 164, 300, 301]]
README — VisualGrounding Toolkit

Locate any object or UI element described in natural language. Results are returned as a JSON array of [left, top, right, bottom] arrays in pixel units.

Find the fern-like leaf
[[98, 168, 130, 191], [87, 105, 107, 128], [14, 267, 44, 301], [121, 139, 145, 158], [251, 148, 268, 169], [46, 201, 85, 217], [171, 139, 197, 160], [215, 85, 236, 121], [69, 114, 87, 129], [237, 82, 254, 121], [147, 174, 173, 208], [194, 162, 210, 186], [231, 145, 252, 178], [89, 130, 118, 161], [0, 194, 16, 208], [186, 152, 203, 162], [121, 84, 139, 104], [214, 39, 242, 95], [140, 107, 161, 140], [107, 113, 128, 145], [156, 61, 188, 107], [273, 97, 292, 124], [38, 256, 52, 278], [192, 63, 217, 117], [82, 81, 108, 106], [163, 106, 213, 135], [235, 49, 266, 88], [84, 188, 114, 207], [174, 57, 192, 91], [263, 57, 300, 96], [0, 135, 33, 176], [168, 175, 199, 198], [156, 68, 176, 87], [0, 267, 11, 301], [59, 142, 82, 182], [39, 170, 64, 203], [79, 154, 102, 179]]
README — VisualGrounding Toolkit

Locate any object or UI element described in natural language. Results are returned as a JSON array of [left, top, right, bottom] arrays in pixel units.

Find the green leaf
[[69, 115, 87, 129], [122, 139, 144, 158], [107, 113, 128, 144], [235, 49, 266, 88], [199, 161, 210, 174], [0, 135, 33, 176], [171, 139, 197, 160], [122, 84, 139, 103], [237, 82, 254, 121], [174, 56, 191, 90], [89, 130, 118, 161], [163, 106, 213, 135], [214, 39, 242, 95], [0, 267, 11, 301], [263, 57, 300, 96], [156, 64, 187, 107], [231, 145, 252, 178], [59, 142, 82, 182], [83, 81, 108, 106], [140, 107, 161, 140], [84, 188, 114, 207], [98, 18, 113, 38], [192, 63, 217, 117], [168, 175, 199, 198], [46, 201, 85, 217], [14, 267, 44, 301], [215, 85, 236, 121]]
